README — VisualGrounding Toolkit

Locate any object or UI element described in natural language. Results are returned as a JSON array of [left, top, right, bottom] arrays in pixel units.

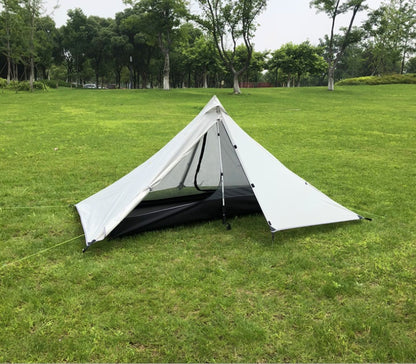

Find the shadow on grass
[[80, 211, 366, 255]]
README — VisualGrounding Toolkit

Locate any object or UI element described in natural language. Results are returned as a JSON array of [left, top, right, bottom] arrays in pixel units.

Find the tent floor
[[109, 185, 261, 239]]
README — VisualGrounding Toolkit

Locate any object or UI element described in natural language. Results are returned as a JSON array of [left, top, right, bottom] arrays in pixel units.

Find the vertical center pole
[[216, 107, 227, 226]]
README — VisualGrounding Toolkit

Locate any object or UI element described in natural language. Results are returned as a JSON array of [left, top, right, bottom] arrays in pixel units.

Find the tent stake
[[82, 240, 95, 253]]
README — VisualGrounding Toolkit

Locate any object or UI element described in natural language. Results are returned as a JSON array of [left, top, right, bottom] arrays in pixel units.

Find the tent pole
[[178, 139, 200, 189], [216, 108, 231, 230]]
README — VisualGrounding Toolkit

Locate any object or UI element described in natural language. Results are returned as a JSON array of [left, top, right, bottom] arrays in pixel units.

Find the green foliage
[[41, 80, 72, 88], [196, 0, 268, 93], [1, 79, 48, 91], [363, 0, 416, 75], [336, 73, 416, 85], [267, 42, 326, 86], [0, 77, 7, 88], [310, 0, 367, 90], [406, 57, 416, 73], [1, 0, 415, 89], [1, 87, 416, 362]]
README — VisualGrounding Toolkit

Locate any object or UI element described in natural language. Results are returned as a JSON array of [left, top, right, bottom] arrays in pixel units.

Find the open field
[[1, 86, 415, 362]]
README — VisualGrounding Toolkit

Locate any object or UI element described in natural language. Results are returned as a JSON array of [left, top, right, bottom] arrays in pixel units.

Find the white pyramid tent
[[76, 96, 363, 248]]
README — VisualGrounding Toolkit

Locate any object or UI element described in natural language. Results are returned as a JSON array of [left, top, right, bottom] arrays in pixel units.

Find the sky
[[42, 0, 383, 51]]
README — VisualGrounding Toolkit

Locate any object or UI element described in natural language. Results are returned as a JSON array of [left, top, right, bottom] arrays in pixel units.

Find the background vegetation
[[1, 0, 415, 90], [1, 85, 415, 362], [336, 73, 416, 85]]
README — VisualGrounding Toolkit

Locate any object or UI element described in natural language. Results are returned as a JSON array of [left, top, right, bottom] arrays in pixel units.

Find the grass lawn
[[0, 85, 415, 362]]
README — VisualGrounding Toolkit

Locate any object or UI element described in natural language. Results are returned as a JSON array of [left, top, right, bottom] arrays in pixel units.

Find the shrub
[[0, 78, 7, 89], [337, 74, 416, 86], [33, 81, 47, 90], [7, 80, 23, 90], [41, 80, 69, 88], [41, 80, 73, 88], [5, 80, 48, 91], [57, 80, 72, 88]]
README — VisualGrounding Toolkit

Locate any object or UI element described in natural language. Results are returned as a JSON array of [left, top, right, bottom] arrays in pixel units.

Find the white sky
[[42, 0, 383, 51]]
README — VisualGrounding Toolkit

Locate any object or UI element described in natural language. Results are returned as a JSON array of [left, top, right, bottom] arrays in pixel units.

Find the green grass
[[1, 86, 415, 362]]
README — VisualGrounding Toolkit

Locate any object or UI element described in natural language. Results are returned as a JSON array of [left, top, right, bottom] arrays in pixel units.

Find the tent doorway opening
[[109, 119, 261, 239]]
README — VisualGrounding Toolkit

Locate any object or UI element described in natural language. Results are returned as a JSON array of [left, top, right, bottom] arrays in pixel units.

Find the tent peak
[[198, 95, 226, 117]]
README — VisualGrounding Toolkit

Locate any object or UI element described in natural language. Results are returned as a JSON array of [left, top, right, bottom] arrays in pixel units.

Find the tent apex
[[201, 95, 226, 115]]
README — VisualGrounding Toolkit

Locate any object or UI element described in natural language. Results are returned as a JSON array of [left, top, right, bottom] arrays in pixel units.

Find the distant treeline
[[1, 0, 415, 90]]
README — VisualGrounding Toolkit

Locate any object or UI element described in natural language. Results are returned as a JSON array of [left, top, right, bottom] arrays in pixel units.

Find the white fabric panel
[[221, 112, 360, 232], [76, 97, 223, 244]]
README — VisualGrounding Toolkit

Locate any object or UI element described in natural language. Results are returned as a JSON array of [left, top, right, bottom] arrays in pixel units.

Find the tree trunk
[[141, 71, 147, 89], [29, 53, 35, 91], [7, 55, 11, 84], [163, 51, 170, 91], [203, 70, 208, 88], [129, 65, 133, 89], [29, 11, 35, 92], [6, 30, 12, 84], [233, 72, 241, 94], [401, 51, 406, 75], [328, 65, 335, 91]]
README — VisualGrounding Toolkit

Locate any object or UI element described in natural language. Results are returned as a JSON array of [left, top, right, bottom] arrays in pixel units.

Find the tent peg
[[82, 240, 96, 253]]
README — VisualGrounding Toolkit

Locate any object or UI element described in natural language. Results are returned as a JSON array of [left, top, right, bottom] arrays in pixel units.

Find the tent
[[76, 95, 364, 249]]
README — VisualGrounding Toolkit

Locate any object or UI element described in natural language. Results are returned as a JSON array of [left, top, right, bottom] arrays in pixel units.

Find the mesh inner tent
[[108, 121, 261, 238]]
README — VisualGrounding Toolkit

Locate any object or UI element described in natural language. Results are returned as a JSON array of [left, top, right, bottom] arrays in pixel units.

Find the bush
[[336, 74, 416, 86], [33, 81, 47, 90], [4, 80, 48, 91], [0, 78, 7, 89], [41, 79, 71, 89], [7, 80, 23, 90], [42, 80, 58, 89]]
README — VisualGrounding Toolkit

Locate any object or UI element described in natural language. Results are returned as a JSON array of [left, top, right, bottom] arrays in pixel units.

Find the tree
[[123, 0, 189, 90], [406, 56, 416, 73], [109, 32, 131, 88], [35, 15, 58, 79], [86, 16, 115, 87], [310, 0, 367, 90], [172, 23, 221, 88], [333, 42, 368, 78], [21, 0, 43, 90], [61, 9, 90, 85], [268, 42, 327, 87], [0, 0, 24, 83], [116, 6, 158, 88], [187, 35, 224, 88], [233, 45, 267, 85], [196, 0, 267, 94], [364, 0, 416, 74]]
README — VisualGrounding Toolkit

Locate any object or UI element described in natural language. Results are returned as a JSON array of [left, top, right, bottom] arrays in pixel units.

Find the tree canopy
[[310, 0, 368, 90], [1, 0, 415, 90], [196, 0, 267, 94]]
